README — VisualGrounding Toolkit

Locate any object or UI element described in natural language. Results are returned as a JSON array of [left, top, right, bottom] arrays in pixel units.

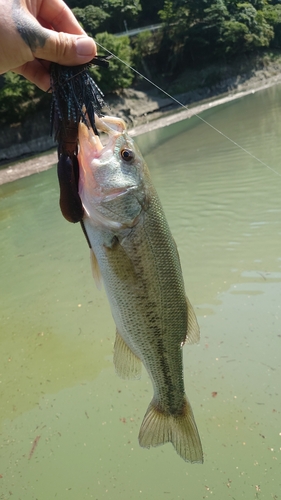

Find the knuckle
[[54, 32, 74, 61]]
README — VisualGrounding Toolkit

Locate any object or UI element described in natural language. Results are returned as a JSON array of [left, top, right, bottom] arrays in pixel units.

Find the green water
[[0, 84, 281, 499]]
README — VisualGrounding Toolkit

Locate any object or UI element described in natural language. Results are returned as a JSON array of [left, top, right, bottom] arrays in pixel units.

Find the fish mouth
[[77, 114, 132, 220], [78, 115, 127, 157]]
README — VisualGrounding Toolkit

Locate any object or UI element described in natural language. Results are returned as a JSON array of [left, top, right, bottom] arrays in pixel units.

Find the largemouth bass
[[78, 115, 203, 463]]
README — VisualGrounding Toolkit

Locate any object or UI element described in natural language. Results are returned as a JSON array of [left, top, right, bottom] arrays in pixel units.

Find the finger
[[14, 7, 96, 66], [33, 30, 97, 66], [14, 59, 51, 91], [38, 0, 85, 35]]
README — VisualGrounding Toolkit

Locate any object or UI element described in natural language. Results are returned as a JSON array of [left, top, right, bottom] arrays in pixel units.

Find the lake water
[[0, 84, 280, 499]]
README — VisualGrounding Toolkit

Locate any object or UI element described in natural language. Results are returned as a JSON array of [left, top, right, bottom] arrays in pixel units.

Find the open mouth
[[78, 115, 127, 158], [77, 115, 131, 209]]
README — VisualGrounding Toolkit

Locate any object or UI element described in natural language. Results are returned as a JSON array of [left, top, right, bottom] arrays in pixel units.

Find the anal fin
[[113, 330, 142, 379], [185, 296, 200, 345]]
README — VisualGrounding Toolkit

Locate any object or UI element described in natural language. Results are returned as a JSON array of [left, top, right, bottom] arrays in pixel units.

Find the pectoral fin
[[185, 296, 200, 345], [90, 248, 102, 290], [104, 238, 138, 287], [113, 330, 142, 379]]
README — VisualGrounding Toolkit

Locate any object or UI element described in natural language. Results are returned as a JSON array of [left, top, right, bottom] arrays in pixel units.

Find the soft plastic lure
[[50, 57, 109, 224]]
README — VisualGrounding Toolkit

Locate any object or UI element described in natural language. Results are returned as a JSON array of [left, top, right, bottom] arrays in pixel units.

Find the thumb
[[33, 30, 97, 66]]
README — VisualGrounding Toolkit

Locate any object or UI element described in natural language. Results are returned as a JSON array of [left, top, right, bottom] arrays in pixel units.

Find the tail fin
[[138, 396, 203, 463]]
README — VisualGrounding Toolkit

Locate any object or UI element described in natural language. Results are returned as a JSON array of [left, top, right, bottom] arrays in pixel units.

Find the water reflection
[[0, 84, 280, 499]]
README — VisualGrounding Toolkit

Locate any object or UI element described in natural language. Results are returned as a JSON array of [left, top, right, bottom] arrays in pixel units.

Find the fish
[[77, 114, 203, 463]]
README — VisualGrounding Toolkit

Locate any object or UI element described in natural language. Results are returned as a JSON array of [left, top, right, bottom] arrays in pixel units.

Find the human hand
[[0, 0, 97, 91]]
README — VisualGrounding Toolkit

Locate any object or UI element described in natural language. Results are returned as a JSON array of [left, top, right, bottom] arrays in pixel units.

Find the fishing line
[[95, 41, 281, 178]]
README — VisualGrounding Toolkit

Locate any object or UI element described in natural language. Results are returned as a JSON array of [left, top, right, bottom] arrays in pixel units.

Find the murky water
[[1, 84, 280, 499]]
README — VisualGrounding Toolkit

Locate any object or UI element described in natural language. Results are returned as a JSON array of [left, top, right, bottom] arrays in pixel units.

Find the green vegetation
[[0, 72, 49, 126], [157, 0, 281, 72], [1, 0, 281, 126], [89, 33, 134, 93]]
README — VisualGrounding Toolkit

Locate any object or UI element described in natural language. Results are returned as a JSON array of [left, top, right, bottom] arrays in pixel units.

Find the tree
[[220, 3, 274, 54], [66, 0, 142, 32], [138, 0, 164, 25], [159, 0, 275, 63], [72, 5, 109, 36], [100, 0, 142, 32], [0, 73, 41, 125], [131, 30, 163, 80], [263, 3, 281, 47], [158, 0, 190, 70], [89, 33, 134, 93]]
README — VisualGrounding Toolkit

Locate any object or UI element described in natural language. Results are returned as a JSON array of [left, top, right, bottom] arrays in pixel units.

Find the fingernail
[[76, 37, 95, 57]]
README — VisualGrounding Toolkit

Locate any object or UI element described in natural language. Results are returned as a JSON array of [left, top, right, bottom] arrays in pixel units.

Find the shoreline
[[129, 76, 281, 137], [1, 74, 280, 186]]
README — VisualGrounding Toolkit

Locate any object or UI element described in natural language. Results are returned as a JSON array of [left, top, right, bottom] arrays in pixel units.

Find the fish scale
[[78, 116, 203, 463]]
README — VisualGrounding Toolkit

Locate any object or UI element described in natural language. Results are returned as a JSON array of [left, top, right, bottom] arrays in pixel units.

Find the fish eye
[[121, 148, 135, 162]]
